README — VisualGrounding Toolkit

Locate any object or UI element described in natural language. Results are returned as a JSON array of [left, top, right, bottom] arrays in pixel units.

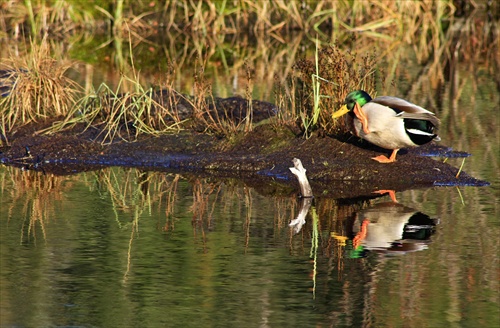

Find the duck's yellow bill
[[331, 105, 349, 119]]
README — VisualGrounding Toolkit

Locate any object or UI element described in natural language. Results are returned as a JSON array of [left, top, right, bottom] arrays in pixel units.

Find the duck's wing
[[372, 96, 440, 128]]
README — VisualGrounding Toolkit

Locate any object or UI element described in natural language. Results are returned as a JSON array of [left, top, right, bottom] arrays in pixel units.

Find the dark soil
[[0, 97, 489, 199]]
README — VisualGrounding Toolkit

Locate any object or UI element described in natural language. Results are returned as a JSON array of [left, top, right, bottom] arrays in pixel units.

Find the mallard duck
[[332, 90, 441, 163]]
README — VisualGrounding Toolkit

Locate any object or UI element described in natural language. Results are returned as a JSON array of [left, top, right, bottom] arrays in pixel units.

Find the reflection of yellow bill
[[331, 104, 349, 119]]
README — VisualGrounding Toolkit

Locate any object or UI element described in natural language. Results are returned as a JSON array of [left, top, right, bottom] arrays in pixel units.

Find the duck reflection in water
[[349, 201, 438, 257]]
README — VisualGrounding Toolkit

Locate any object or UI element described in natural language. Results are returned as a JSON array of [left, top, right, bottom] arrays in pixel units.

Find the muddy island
[[0, 93, 489, 199]]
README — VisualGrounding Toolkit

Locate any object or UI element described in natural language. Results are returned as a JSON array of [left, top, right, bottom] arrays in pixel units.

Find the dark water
[[0, 162, 498, 327]]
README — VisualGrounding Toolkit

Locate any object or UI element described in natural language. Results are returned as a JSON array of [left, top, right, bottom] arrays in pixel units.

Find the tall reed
[[3, 0, 482, 40]]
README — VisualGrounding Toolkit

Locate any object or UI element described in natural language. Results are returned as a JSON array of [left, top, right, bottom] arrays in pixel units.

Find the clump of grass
[[188, 53, 253, 138], [289, 39, 377, 138], [0, 36, 81, 144], [49, 71, 186, 144], [0, 33, 255, 144]]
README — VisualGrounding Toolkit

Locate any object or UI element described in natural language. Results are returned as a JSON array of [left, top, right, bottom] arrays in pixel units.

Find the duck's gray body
[[353, 96, 440, 150]]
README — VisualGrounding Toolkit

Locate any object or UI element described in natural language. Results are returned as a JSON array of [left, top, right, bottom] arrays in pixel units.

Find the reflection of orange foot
[[374, 189, 398, 203], [353, 219, 369, 249]]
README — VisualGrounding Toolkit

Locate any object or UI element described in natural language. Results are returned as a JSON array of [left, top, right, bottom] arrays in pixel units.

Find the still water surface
[[0, 162, 498, 327]]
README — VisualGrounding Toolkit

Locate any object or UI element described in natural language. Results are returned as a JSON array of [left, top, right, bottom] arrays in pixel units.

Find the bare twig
[[289, 158, 313, 197]]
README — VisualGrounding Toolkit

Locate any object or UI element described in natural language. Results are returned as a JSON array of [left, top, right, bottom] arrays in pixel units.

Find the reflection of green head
[[345, 90, 372, 110], [346, 240, 365, 259]]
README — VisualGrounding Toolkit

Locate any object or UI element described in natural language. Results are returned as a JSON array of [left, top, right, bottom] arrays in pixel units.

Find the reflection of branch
[[289, 197, 312, 234], [244, 187, 252, 250], [310, 206, 319, 299], [123, 212, 139, 285]]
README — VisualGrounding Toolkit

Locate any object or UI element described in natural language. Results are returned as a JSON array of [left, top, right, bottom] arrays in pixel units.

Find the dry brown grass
[[58, 74, 185, 144], [4, 0, 490, 41], [288, 40, 378, 137], [0, 36, 81, 143]]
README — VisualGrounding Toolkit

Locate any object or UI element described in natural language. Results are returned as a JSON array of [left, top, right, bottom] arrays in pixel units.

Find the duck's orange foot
[[371, 155, 396, 163], [372, 149, 399, 163]]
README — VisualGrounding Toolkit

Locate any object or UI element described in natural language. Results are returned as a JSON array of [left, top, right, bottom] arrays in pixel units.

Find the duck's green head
[[332, 90, 372, 118], [345, 90, 372, 110]]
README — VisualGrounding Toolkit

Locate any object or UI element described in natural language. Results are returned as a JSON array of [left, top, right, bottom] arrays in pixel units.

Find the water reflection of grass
[[4, 165, 495, 267], [1, 165, 498, 325], [87, 168, 233, 233], [0, 166, 70, 243]]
